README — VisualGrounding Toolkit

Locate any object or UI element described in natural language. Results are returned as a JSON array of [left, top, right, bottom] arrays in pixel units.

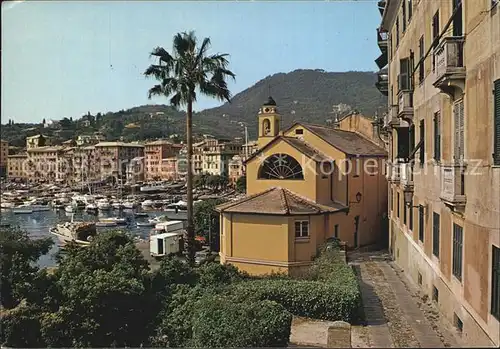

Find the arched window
[[262, 119, 271, 135], [258, 153, 304, 180]]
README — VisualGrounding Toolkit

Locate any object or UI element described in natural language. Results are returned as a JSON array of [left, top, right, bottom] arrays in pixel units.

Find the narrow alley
[[349, 250, 463, 348]]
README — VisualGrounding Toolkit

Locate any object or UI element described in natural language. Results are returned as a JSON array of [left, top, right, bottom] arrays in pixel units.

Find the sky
[[1, 0, 382, 124]]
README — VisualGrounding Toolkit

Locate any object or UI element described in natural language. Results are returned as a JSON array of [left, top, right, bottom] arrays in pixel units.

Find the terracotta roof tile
[[215, 187, 347, 215]]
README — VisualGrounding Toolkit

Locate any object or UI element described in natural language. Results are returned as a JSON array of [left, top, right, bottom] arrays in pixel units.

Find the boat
[[140, 183, 168, 193], [65, 205, 76, 213], [97, 199, 111, 210], [49, 221, 97, 246], [134, 212, 149, 218], [137, 221, 155, 227], [148, 215, 169, 224], [112, 201, 124, 210], [0, 202, 16, 209], [123, 201, 137, 209], [141, 199, 155, 208], [85, 203, 98, 212], [13, 206, 33, 214], [96, 221, 118, 227], [99, 217, 128, 225]]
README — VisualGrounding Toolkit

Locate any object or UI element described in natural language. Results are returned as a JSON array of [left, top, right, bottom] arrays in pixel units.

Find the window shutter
[[459, 100, 465, 161], [454, 100, 464, 162], [494, 79, 500, 165], [399, 58, 410, 91]]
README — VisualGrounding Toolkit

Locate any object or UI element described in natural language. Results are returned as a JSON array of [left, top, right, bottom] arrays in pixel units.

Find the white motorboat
[[112, 201, 124, 210], [97, 199, 111, 210], [1, 202, 16, 209], [13, 206, 33, 214], [123, 201, 137, 209], [85, 203, 98, 212], [96, 221, 118, 227], [137, 221, 155, 227], [148, 215, 169, 224], [30, 205, 51, 212], [50, 221, 97, 246], [65, 204, 77, 213], [99, 217, 128, 225], [141, 199, 155, 208], [140, 183, 168, 193]]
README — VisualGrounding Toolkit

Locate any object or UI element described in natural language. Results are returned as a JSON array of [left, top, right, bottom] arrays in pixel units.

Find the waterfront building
[[7, 153, 27, 181], [26, 134, 49, 149], [216, 97, 388, 276], [94, 142, 144, 181], [26, 146, 67, 182], [376, 0, 500, 346], [228, 155, 244, 185], [0, 139, 8, 178], [160, 157, 178, 181], [200, 138, 243, 176], [127, 156, 145, 183], [144, 140, 181, 180]]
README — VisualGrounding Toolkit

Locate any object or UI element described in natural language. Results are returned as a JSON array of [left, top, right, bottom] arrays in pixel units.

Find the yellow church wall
[[227, 213, 289, 262], [246, 140, 318, 202]]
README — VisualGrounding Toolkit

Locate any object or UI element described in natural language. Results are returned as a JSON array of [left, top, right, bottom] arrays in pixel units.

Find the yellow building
[[26, 134, 48, 149], [377, 0, 500, 346], [0, 139, 8, 178], [7, 153, 27, 181], [216, 97, 388, 276]]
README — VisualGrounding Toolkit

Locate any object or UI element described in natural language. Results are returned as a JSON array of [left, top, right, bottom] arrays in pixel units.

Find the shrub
[[191, 295, 292, 348], [197, 262, 248, 287], [232, 278, 361, 322], [0, 302, 44, 347]]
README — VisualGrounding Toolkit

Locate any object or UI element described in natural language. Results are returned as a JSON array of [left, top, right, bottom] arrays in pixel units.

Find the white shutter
[[454, 100, 464, 162]]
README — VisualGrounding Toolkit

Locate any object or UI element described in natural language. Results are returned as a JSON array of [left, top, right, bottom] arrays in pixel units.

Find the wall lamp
[[349, 192, 362, 204], [404, 189, 420, 208]]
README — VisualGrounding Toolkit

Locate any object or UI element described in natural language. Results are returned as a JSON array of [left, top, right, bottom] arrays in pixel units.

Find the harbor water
[[0, 208, 185, 267]]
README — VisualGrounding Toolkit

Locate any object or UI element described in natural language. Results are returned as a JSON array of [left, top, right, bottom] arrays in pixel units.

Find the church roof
[[264, 96, 277, 106], [215, 187, 347, 215], [289, 123, 387, 156], [245, 136, 331, 164]]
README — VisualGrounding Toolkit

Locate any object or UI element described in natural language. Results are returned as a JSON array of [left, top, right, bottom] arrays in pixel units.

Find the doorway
[[157, 238, 164, 255]]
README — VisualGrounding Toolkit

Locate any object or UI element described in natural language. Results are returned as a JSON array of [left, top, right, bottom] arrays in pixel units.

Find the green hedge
[[232, 278, 361, 322], [191, 295, 292, 348]]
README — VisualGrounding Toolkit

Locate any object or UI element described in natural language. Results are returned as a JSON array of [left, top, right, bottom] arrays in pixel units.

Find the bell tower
[[257, 96, 281, 149]]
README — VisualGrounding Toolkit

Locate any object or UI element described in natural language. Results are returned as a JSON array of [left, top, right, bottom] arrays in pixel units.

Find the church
[[216, 97, 388, 275]]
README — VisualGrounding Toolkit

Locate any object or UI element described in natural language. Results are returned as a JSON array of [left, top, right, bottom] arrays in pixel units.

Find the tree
[[206, 174, 220, 190], [236, 175, 246, 193], [0, 227, 53, 309], [144, 31, 235, 265], [193, 198, 227, 252], [42, 118, 46, 125]]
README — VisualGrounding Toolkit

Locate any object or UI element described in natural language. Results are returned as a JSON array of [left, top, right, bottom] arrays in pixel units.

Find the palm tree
[[144, 31, 235, 265]]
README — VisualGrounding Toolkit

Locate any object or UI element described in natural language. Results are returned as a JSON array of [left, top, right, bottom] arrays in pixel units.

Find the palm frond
[[147, 85, 164, 99], [195, 37, 211, 67], [173, 31, 197, 59], [143, 64, 167, 80]]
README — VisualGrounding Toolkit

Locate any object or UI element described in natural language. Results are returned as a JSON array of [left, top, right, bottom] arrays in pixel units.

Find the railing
[[400, 162, 414, 188], [377, 28, 388, 45], [390, 162, 401, 182], [440, 164, 466, 205], [434, 36, 465, 81], [398, 91, 413, 120]]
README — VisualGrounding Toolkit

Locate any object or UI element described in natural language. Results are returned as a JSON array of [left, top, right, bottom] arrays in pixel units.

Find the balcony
[[440, 164, 466, 210], [398, 90, 414, 121], [377, 28, 388, 52], [400, 162, 414, 190], [390, 162, 401, 183], [375, 68, 388, 96], [385, 162, 391, 180], [433, 37, 466, 98]]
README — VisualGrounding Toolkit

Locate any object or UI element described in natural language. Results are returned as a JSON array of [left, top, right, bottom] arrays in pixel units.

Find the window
[[491, 245, 500, 320], [258, 153, 304, 180], [334, 224, 339, 238], [402, 0, 406, 32], [454, 314, 463, 332], [418, 272, 422, 285], [295, 221, 309, 238], [408, 0, 412, 20], [418, 36, 425, 83], [295, 128, 303, 135], [418, 205, 424, 242], [432, 286, 439, 303], [433, 212, 440, 257], [403, 202, 407, 225], [494, 79, 500, 165], [432, 10, 440, 71], [434, 112, 441, 161], [452, 0, 463, 36], [399, 58, 411, 91], [452, 223, 463, 281], [397, 192, 400, 218], [396, 18, 399, 47], [390, 188, 393, 212], [420, 119, 425, 167], [454, 100, 465, 162], [409, 200, 414, 231]]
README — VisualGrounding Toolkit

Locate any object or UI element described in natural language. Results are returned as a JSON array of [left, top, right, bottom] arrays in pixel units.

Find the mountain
[[1, 69, 386, 147], [195, 69, 386, 138]]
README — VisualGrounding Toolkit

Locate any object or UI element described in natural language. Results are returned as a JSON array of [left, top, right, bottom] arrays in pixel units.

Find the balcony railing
[[400, 162, 414, 189], [377, 28, 388, 49], [433, 37, 466, 95], [390, 162, 401, 183], [398, 90, 414, 120], [440, 164, 466, 208], [375, 68, 388, 96]]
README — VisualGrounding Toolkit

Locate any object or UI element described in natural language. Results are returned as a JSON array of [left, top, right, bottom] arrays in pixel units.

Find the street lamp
[[349, 192, 362, 204], [403, 189, 419, 207]]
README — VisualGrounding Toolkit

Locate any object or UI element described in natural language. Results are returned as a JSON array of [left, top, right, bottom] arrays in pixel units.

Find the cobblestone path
[[350, 251, 462, 348]]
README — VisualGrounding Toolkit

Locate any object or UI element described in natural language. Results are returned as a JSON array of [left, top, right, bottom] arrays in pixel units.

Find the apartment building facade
[[198, 138, 243, 176], [0, 139, 8, 178], [144, 140, 181, 180], [94, 142, 144, 181], [377, 0, 500, 346], [26, 146, 68, 182], [7, 153, 27, 181]]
